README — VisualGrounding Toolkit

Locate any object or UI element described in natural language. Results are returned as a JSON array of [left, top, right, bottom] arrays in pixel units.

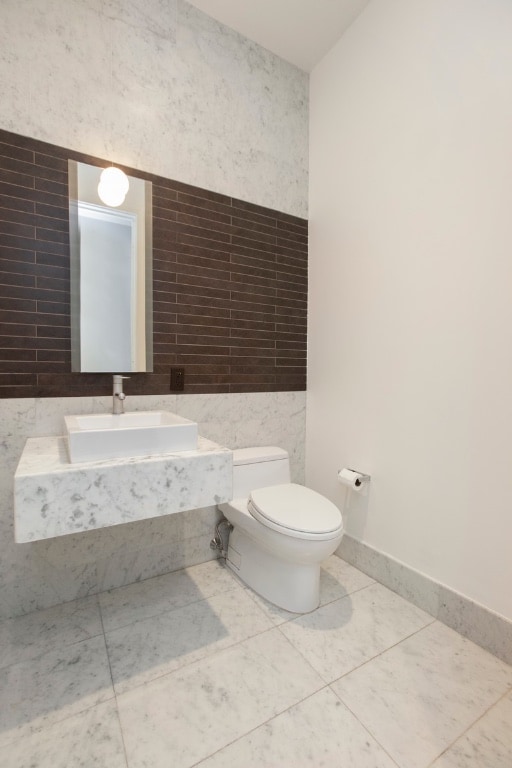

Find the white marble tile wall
[[174, 392, 306, 483], [0, 0, 309, 616], [0, 391, 306, 620], [0, 0, 308, 218]]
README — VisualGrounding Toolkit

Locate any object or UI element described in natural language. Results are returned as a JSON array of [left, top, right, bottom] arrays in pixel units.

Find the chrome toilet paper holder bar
[[349, 469, 370, 487], [338, 468, 371, 487]]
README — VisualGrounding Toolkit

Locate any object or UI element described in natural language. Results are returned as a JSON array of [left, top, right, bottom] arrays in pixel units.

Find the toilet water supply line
[[210, 518, 233, 558]]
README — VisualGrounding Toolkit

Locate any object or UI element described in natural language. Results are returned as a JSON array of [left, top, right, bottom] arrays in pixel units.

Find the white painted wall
[[307, 0, 512, 620]]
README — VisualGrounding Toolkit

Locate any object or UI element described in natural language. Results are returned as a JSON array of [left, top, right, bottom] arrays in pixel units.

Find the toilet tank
[[232, 446, 291, 498]]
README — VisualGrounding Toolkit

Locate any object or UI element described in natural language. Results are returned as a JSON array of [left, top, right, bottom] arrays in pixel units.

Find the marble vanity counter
[[14, 436, 232, 542]]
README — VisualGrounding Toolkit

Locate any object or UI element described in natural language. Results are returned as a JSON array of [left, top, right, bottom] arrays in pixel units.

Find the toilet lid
[[249, 483, 342, 535]]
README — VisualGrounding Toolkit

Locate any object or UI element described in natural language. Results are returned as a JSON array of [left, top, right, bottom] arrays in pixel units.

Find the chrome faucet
[[113, 374, 129, 414]]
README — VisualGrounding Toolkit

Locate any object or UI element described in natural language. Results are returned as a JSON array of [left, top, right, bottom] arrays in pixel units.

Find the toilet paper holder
[[337, 467, 371, 491]]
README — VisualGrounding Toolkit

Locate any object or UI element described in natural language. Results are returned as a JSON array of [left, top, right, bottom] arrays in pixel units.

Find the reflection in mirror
[[68, 160, 153, 372]]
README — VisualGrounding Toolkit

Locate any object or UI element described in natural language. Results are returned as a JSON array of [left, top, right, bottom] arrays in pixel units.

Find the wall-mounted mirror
[[68, 160, 153, 372]]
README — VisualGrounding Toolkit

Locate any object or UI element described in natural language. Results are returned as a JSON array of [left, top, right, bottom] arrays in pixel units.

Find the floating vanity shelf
[[14, 436, 233, 543]]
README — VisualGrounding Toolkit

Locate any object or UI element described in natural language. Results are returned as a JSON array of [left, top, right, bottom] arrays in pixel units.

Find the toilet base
[[226, 527, 321, 613]]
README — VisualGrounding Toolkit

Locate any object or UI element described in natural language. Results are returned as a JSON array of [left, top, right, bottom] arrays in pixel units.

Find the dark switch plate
[[170, 367, 185, 391]]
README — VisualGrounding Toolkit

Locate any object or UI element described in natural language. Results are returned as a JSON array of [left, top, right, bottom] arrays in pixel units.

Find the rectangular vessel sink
[[64, 411, 198, 463]]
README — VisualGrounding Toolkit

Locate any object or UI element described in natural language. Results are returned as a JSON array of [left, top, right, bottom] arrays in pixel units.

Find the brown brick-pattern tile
[[0, 129, 307, 398]]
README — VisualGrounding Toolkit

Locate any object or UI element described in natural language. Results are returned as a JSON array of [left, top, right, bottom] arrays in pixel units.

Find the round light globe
[[97, 166, 129, 207]]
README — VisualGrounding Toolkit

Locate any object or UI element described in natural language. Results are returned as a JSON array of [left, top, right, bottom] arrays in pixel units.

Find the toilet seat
[[248, 483, 343, 541]]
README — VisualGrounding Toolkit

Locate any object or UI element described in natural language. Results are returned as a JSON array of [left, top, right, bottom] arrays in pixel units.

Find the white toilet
[[218, 446, 343, 613]]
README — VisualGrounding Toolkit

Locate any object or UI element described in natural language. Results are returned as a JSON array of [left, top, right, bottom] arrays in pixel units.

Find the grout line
[[112, 623, 281, 699], [99, 575, 243, 636], [328, 686, 402, 768], [4, 554, 507, 767], [0, 600, 118, 755], [0, 696, 120, 754], [0, 594, 107, 673], [102, 563, 280, 697], [97, 592, 131, 768], [186, 684, 334, 768], [326, 616, 438, 687], [424, 685, 512, 768]]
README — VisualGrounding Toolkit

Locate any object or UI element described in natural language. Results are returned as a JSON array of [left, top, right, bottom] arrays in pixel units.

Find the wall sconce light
[[97, 166, 130, 207]]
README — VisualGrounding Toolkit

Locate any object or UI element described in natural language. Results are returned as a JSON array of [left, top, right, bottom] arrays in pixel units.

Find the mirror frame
[[68, 160, 153, 373]]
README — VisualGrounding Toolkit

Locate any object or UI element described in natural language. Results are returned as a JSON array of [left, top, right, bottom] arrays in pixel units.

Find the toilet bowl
[[218, 447, 343, 613]]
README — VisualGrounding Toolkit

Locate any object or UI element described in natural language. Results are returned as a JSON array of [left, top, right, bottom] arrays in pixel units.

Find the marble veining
[[0, 0, 308, 218], [1, 555, 511, 767], [1, 392, 305, 620], [98, 558, 241, 633], [280, 582, 433, 684], [1, 0, 307, 623], [175, 391, 306, 484], [1, 699, 126, 768], [430, 690, 512, 767], [332, 620, 512, 768], [105, 585, 275, 694], [0, 594, 102, 670], [116, 628, 324, 768], [339, 533, 512, 666], [0, 634, 114, 749], [198, 687, 397, 768], [14, 436, 232, 542]]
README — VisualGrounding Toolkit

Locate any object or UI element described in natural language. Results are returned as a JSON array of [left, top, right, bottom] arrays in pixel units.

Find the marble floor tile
[[430, 690, 512, 768], [319, 554, 376, 605], [105, 585, 274, 693], [0, 595, 103, 669], [99, 558, 238, 632], [117, 627, 324, 768], [241, 585, 300, 626], [196, 686, 397, 768], [331, 621, 512, 768], [2, 554, 511, 768], [1, 699, 127, 768], [0, 634, 114, 748], [279, 581, 433, 683]]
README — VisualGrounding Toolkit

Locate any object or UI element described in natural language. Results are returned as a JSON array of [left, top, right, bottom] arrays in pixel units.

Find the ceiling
[[186, 0, 371, 72]]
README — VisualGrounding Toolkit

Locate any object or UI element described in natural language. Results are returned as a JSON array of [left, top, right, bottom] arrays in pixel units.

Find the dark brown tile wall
[[0, 129, 307, 398]]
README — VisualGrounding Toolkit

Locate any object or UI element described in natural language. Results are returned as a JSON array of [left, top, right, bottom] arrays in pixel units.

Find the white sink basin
[[64, 411, 198, 463]]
